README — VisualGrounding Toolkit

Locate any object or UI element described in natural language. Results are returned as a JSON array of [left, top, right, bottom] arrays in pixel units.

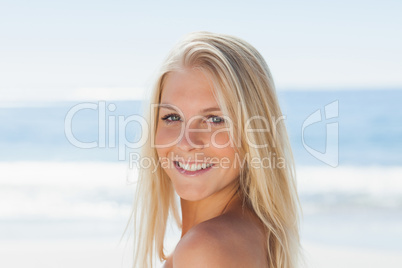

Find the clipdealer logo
[[64, 100, 340, 167], [301, 100, 339, 167]]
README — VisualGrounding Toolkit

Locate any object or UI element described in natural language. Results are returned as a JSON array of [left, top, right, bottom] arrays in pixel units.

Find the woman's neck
[[180, 182, 241, 238]]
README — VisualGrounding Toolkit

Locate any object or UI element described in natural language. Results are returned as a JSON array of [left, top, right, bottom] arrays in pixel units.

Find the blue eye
[[161, 114, 225, 125], [206, 115, 225, 125], [161, 113, 181, 124]]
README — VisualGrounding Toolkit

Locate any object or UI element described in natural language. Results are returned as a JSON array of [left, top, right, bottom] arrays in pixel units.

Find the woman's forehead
[[158, 102, 221, 114], [159, 69, 221, 111]]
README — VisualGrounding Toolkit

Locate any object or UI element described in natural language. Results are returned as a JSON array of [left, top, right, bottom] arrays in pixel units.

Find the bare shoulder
[[173, 212, 267, 267]]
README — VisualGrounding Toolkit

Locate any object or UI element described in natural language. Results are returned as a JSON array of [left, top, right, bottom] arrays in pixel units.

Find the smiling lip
[[173, 161, 214, 176]]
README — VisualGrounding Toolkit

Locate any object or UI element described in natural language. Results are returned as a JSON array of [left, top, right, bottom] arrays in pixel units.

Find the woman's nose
[[177, 118, 208, 151]]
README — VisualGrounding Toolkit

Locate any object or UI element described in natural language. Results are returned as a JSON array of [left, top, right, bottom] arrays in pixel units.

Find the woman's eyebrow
[[159, 103, 221, 113]]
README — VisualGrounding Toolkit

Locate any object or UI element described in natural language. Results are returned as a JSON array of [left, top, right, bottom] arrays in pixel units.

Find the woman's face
[[155, 68, 240, 202]]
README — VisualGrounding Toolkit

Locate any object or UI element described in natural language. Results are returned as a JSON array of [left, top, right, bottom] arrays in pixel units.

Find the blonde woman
[[130, 31, 303, 267]]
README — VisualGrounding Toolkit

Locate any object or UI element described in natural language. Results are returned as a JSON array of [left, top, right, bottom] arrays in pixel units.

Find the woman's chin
[[174, 187, 209, 202]]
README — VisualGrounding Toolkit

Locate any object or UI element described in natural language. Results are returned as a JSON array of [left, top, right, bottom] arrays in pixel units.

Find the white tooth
[[179, 162, 211, 171]]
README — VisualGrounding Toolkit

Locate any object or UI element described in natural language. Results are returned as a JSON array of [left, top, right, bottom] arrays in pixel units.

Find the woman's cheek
[[155, 126, 181, 150], [211, 129, 231, 148]]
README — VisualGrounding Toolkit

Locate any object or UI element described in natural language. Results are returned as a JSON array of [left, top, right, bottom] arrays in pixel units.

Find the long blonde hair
[[129, 31, 303, 268]]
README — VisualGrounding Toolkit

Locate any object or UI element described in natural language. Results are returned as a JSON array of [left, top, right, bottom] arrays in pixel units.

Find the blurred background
[[1, 0, 402, 267]]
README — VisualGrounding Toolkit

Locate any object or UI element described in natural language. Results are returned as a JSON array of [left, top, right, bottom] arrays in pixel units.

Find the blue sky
[[1, 0, 401, 101]]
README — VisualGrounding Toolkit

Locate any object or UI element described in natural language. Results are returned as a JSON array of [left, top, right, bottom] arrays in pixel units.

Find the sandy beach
[[1, 162, 401, 267]]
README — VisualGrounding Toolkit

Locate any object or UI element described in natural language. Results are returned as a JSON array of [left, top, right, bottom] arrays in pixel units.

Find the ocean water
[[1, 89, 402, 267], [1, 89, 401, 165]]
